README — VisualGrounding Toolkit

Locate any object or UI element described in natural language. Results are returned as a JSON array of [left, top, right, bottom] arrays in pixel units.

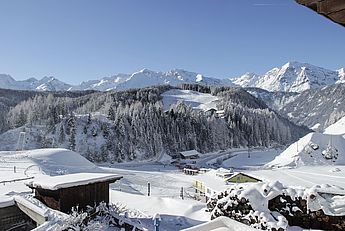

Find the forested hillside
[[0, 85, 309, 162]]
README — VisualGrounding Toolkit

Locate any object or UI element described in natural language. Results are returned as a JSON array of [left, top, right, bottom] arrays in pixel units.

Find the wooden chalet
[[26, 173, 122, 213], [296, 0, 345, 27], [179, 150, 200, 160]]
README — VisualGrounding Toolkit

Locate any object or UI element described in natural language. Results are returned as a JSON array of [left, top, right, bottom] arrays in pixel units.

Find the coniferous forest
[[0, 85, 309, 163]]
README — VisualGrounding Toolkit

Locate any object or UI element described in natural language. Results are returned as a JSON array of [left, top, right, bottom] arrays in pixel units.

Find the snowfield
[[162, 89, 220, 111], [1, 137, 345, 230], [0, 149, 217, 230], [222, 149, 281, 170], [110, 190, 209, 230], [247, 165, 345, 189]]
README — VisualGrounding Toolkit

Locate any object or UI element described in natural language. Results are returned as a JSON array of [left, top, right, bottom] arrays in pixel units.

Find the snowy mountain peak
[[0, 74, 16, 86], [282, 61, 307, 68], [137, 68, 156, 75], [195, 74, 204, 82], [233, 61, 343, 93], [230, 72, 260, 87], [337, 68, 345, 83]]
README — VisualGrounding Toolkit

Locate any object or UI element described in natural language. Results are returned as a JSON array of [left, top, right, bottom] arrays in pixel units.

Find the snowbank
[[181, 216, 257, 231], [110, 190, 208, 230], [266, 132, 345, 167]]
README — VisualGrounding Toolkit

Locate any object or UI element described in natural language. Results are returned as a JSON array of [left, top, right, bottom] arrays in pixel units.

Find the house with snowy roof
[[179, 150, 200, 159], [193, 169, 261, 202], [26, 173, 122, 213], [193, 169, 232, 202]]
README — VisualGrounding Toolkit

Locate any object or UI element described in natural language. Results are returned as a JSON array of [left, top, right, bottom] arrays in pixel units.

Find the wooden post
[[180, 187, 184, 200], [14, 166, 16, 173], [148, 182, 151, 196]]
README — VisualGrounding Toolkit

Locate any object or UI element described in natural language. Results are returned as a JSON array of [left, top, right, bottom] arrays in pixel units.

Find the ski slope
[[162, 89, 220, 111], [266, 132, 345, 167], [324, 116, 345, 135]]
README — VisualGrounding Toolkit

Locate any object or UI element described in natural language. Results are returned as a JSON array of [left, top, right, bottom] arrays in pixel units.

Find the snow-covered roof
[[194, 169, 230, 192], [181, 216, 257, 231], [0, 196, 14, 208], [180, 150, 200, 157], [26, 173, 122, 190]]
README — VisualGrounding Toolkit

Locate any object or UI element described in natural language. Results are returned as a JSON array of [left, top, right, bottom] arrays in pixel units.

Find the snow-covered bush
[[208, 181, 345, 231], [208, 181, 289, 230], [60, 202, 145, 231]]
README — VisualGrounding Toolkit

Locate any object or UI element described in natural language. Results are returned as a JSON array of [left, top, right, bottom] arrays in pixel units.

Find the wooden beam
[[296, 0, 345, 27], [296, 0, 320, 5], [15, 202, 47, 225], [318, 0, 345, 15], [328, 10, 345, 26]]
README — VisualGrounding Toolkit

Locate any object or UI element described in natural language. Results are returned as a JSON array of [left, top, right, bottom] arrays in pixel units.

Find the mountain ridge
[[231, 61, 344, 93], [1, 61, 343, 92]]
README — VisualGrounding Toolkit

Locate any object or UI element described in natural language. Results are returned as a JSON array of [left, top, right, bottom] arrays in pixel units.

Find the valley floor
[[0, 148, 344, 230]]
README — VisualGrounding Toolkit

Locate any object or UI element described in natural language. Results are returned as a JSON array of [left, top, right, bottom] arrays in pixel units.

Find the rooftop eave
[[296, 0, 345, 27]]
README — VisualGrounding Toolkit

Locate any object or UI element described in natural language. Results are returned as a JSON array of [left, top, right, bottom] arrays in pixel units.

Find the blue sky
[[0, 0, 344, 84]]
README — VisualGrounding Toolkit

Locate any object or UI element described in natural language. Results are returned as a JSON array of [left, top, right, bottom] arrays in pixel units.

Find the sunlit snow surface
[[324, 116, 345, 135], [162, 89, 219, 111], [1, 147, 345, 230]]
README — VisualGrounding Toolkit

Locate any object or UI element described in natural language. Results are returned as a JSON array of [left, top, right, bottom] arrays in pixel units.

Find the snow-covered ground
[[0, 148, 216, 230], [247, 165, 345, 189], [162, 89, 220, 111], [222, 149, 281, 170], [110, 190, 208, 230], [1, 144, 345, 230]]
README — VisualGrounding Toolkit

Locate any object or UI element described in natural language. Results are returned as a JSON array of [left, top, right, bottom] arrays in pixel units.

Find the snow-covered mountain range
[[231, 62, 345, 93], [71, 68, 232, 91], [0, 74, 72, 91], [0, 69, 232, 92], [0, 62, 343, 92]]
